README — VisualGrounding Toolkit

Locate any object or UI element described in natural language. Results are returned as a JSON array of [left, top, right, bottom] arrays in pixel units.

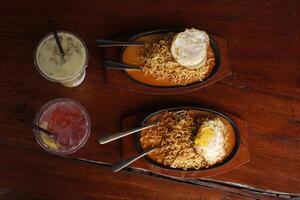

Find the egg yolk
[[194, 126, 214, 146]]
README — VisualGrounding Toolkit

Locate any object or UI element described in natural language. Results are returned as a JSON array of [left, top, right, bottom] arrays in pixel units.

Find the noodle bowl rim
[[120, 28, 221, 88], [136, 107, 241, 172]]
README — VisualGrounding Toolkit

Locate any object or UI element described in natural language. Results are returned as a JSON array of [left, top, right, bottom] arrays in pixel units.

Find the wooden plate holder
[[121, 108, 249, 178], [104, 34, 232, 95]]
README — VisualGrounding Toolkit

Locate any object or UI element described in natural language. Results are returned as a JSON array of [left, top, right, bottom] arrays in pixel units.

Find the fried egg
[[194, 118, 227, 165], [171, 28, 209, 68]]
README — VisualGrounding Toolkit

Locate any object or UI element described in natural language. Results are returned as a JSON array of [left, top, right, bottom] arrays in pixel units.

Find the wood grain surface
[[0, 143, 280, 200], [0, 0, 299, 198]]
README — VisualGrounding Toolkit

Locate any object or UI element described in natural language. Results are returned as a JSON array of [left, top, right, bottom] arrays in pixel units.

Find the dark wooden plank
[[0, 0, 299, 195], [0, 143, 280, 200]]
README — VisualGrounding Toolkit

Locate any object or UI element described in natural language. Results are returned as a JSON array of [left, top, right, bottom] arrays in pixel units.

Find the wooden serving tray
[[121, 108, 249, 178], [104, 32, 231, 95]]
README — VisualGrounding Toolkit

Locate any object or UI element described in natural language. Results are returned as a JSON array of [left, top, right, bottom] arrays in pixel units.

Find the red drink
[[34, 98, 91, 155]]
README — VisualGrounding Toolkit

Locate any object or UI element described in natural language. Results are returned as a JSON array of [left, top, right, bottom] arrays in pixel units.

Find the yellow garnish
[[39, 121, 59, 151], [194, 126, 214, 146], [40, 132, 59, 150]]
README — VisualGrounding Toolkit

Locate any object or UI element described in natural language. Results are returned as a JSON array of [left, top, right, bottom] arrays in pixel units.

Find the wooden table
[[0, 0, 299, 199]]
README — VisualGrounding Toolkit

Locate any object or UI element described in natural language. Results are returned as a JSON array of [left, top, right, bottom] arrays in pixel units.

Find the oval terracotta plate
[[104, 29, 232, 94], [121, 106, 249, 178]]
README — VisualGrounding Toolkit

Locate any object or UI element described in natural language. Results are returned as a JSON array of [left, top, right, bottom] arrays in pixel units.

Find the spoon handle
[[104, 60, 142, 70], [111, 146, 157, 172], [98, 122, 156, 144], [97, 39, 144, 47], [98, 110, 185, 145]]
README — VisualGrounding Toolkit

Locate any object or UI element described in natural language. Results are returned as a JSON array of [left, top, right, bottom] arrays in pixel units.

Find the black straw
[[20, 119, 55, 137], [48, 20, 65, 56]]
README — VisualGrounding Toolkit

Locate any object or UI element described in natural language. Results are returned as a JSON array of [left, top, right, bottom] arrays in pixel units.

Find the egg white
[[171, 28, 209, 68], [194, 118, 227, 165]]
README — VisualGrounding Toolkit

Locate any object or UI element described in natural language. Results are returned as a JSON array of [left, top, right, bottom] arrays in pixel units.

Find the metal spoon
[[111, 146, 158, 172], [98, 110, 185, 144], [98, 122, 156, 144], [96, 39, 145, 47], [98, 110, 186, 145]]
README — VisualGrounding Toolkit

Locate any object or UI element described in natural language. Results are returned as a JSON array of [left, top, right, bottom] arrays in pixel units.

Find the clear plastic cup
[[34, 31, 89, 87], [34, 98, 91, 155]]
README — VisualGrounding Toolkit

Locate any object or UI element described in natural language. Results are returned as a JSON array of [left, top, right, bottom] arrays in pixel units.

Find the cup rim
[[33, 30, 89, 82], [33, 98, 91, 155]]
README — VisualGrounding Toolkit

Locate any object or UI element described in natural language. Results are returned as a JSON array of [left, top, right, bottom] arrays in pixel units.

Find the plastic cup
[[34, 98, 91, 155], [34, 31, 89, 87]]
